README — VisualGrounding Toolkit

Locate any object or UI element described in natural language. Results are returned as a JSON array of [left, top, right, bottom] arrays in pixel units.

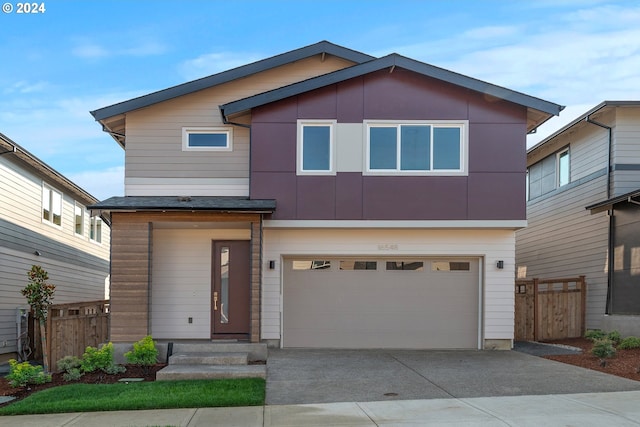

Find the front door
[[212, 240, 250, 338]]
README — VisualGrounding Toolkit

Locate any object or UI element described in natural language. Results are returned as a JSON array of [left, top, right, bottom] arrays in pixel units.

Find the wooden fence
[[30, 300, 109, 371], [515, 276, 586, 341]]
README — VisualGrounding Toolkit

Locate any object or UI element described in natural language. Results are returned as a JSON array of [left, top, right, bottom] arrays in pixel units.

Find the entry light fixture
[[269, 260, 275, 270], [496, 260, 504, 269], [34, 250, 41, 256]]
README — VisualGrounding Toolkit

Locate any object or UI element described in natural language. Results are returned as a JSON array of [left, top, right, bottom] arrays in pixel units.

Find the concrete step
[[156, 364, 266, 380], [169, 352, 248, 366], [170, 342, 267, 362]]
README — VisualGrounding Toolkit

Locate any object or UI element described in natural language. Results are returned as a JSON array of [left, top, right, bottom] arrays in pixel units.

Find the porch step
[[170, 342, 267, 362], [156, 364, 266, 380], [169, 352, 248, 366]]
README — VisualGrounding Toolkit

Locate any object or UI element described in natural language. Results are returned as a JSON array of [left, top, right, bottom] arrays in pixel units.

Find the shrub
[[585, 329, 606, 342], [591, 338, 616, 359], [81, 342, 125, 374], [57, 355, 83, 382], [619, 336, 640, 350], [5, 359, 52, 388], [124, 335, 158, 367], [607, 330, 622, 345]]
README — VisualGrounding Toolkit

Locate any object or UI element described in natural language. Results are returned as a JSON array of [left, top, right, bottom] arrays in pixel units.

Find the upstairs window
[[182, 127, 232, 151], [90, 216, 102, 244], [528, 147, 570, 200], [366, 121, 466, 175], [42, 183, 62, 227], [297, 120, 335, 175], [74, 202, 84, 236]]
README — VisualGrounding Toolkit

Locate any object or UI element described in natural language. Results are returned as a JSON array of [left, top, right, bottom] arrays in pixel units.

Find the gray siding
[[0, 154, 110, 356], [516, 174, 609, 329], [611, 107, 640, 196]]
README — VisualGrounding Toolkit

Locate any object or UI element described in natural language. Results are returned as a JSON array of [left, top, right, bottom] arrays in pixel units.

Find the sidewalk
[[2, 391, 640, 426]]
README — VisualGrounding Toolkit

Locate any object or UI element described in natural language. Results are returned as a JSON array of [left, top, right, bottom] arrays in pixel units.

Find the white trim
[[364, 120, 468, 176], [42, 182, 63, 229], [296, 120, 336, 176], [264, 220, 527, 229], [182, 127, 233, 152]]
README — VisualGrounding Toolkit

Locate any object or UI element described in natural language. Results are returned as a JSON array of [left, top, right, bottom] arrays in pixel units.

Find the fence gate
[[515, 277, 586, 341]]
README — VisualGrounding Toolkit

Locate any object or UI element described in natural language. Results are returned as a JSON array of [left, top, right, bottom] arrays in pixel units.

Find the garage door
[[283, 258, 479, 349]]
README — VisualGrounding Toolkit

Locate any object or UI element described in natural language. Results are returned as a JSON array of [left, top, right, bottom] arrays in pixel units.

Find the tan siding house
[[0, 133, 110, 362], [90, 41, 562, 350], [516, 101, 640, 336]]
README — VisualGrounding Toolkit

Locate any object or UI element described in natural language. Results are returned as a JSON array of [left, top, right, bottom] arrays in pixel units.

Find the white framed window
[[42, 183, 62, 227], [182, 127, 233, 151], [90, 216, 102, 244], [74, 202, 85, 236], [365, 120, 467, 175], [297, 120, 336, 175], [527, 146, 570, 201]]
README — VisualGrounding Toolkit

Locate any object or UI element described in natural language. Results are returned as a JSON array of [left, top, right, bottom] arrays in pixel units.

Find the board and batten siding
[[261, 228, 516, 347], [150, 228, 250, 339], [124, 55, 357, 197], [611, 107, 640, 196], [0, 156, 110, 356]]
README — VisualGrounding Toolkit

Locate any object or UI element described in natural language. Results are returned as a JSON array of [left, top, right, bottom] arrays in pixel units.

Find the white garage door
[[283, 257, 479, 349]]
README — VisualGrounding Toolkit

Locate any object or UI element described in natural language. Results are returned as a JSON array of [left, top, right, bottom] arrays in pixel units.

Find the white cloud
[[178, 51, 262, 81], [3, 80, 50, 94], [72, 42, 110, 59], [71, 37, 167, 60]]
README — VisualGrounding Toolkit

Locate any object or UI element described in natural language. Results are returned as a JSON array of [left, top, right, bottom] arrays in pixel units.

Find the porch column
[[109, 212, 151, 341], [250, 219, 262, 342]]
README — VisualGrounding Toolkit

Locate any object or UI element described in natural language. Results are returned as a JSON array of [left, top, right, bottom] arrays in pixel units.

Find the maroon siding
[[250, 68, 528, 221]]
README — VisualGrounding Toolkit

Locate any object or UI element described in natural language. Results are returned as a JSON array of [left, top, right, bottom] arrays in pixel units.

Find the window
[[340, 260, 377, 270], [74, 202, 84, 236], [386, 261, 424, 271], [366, 121, 466, 175], [527, 147, 570, 200], [182, 127, 232, 151], [297, 120, 335, 175], [42, 184, 62, 226], [432, 261, 470, 271], [90, 216, 102, 244], [292, 260, 331, 270]]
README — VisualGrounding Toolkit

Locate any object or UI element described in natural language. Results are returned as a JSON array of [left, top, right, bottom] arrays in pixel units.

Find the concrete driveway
[[266, 349, 640, 405]]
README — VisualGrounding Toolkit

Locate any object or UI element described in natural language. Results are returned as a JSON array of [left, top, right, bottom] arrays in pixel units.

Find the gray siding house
[[0, 133, 110, 363], [516, 101, 640, 336]]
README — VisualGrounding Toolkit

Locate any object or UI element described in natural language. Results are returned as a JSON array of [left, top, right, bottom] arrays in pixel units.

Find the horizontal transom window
[[365, 121, 467, 175], [182, 127, 233, 151]]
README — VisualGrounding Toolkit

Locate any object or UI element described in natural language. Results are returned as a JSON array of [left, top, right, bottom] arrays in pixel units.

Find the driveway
[[266, 349, 640, 405]]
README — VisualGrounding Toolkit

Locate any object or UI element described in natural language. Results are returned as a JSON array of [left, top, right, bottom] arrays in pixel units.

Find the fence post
[[580, 275, 587, 336], [533, 278, 539, 341]]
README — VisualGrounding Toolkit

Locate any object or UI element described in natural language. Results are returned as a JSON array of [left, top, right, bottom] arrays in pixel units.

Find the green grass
[[0, 378, 265, 416]]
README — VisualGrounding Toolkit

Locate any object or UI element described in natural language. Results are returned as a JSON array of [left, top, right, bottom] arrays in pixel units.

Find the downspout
[[584, 114, 613, 314]]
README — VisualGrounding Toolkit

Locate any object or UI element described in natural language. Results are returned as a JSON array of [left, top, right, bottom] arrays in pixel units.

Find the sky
[[1, 0, 639, 200]]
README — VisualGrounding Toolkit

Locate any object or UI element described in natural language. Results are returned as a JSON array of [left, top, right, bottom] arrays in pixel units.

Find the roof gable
[[221, 53, 563, 132], [90, 41, 374, 122]]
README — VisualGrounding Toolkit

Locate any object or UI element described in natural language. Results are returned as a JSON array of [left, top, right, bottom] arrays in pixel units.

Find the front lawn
[[0, 378, 265, 416]]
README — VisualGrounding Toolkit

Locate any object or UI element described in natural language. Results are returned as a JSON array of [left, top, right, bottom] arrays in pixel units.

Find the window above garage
[[365, 120, 468, 176], [297, 120, 336, 175]]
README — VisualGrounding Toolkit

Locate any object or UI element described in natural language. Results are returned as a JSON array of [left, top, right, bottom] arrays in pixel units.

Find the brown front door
[[212, 240, 250, 337]]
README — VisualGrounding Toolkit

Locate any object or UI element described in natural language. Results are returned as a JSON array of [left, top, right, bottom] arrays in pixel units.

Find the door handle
[[213, 292, 218, 311]]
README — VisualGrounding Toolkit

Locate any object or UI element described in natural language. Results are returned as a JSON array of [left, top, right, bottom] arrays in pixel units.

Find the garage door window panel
[[340, 261, 377, 270], [386, 261, 424, 271], [432, 261, 471, 271], [292, 260, 332, 270]]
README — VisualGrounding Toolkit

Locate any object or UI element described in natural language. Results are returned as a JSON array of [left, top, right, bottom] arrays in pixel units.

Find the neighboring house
[[90, 41, 562, 350], [0, 133, 110, 362], [516, 101, 640, 336]]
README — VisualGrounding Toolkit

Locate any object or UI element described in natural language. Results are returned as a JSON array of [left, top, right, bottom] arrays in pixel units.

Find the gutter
[[584, 113, 613, 314], [0, 144, 17, 156]]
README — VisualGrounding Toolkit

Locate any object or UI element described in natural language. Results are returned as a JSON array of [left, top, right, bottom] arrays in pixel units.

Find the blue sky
[[2, 0, 639, 200]]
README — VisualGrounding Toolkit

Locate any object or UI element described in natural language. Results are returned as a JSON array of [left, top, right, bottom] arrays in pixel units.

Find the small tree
[[21, 265, 55, 373]]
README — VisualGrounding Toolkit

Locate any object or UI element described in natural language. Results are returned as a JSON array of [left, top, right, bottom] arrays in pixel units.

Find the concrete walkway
[[2, 391, 640, 426]]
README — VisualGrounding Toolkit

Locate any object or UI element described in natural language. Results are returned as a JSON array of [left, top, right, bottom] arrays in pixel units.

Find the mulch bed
[[543, 337, 640, 382], [0, 364, 165, 406]]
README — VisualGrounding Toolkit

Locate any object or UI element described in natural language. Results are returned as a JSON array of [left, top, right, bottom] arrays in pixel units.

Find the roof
[[528, 101, 640, 156], [89, 196, 276, 212], [586, 188, 640, 214], [90, 41, 374, 122], [221, 53, 564, 133], [0, 132, 99, 205]]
